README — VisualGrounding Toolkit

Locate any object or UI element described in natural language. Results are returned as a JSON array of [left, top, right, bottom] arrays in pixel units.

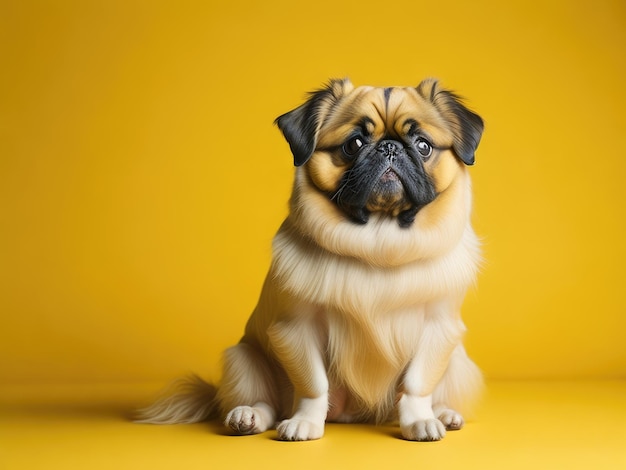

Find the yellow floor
[[1, 381, 625, 470]]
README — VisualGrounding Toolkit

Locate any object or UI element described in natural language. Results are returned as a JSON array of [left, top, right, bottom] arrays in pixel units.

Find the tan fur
[[136, 79, 484, 442]]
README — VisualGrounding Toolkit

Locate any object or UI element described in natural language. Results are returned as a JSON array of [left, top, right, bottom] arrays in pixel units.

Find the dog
[[136, 78, 484, 441]]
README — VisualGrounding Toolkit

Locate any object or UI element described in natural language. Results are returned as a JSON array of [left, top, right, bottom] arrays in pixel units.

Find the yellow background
[[1, 0, 625, 390]]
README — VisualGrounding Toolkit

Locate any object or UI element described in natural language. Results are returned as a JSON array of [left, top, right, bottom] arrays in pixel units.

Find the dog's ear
[[416, 78, 484, 165], [275, 78, 353, 167]]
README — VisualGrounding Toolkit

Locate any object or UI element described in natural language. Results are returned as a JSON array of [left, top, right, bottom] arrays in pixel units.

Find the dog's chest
[[324, 305, 424, 411]]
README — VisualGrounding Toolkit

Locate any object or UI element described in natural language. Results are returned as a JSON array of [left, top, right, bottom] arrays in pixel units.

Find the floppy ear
[[416, 78, 484, 165], [275, 78, 353, 166]]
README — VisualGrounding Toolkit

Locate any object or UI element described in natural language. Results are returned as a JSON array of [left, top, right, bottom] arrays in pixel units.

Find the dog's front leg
[[267, 309, 328, 441], [399, 301, 465, 441]]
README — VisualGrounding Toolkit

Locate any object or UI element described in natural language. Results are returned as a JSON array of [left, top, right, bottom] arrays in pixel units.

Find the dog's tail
[[134, 374, 219, 424]]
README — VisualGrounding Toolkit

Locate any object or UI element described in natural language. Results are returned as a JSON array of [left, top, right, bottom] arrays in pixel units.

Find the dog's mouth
[[366, 169, 408, 212], [380, 168, 400, 183], [333, 166, 431, 228], [331, 143, 437, 228]]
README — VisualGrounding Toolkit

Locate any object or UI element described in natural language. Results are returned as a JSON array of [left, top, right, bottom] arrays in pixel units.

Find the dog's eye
[[343, 136, 365, 157], [416, 138, 433, 160]]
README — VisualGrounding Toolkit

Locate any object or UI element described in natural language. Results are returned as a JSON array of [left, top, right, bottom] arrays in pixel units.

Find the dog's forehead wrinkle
[[345, 86, 422, 140], [321, 85, 452, 149]]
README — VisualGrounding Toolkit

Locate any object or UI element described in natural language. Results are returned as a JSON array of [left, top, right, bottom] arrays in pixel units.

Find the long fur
[[137, 79, 484, 441], [135, 375, 218, 424]]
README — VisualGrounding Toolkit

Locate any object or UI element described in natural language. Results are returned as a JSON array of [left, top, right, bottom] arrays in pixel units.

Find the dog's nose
[[376, 140, 402, 161]]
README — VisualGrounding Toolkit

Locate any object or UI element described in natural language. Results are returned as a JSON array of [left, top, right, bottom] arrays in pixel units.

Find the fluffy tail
[[135, 375, 219, 424], [433, 345, 484, 420]]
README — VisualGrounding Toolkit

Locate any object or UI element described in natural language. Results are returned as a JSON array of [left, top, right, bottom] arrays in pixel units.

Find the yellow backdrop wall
[[1, 0, 625, 386]]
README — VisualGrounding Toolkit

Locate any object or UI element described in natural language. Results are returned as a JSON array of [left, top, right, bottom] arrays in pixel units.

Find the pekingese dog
[[137, 78, 484, 441]]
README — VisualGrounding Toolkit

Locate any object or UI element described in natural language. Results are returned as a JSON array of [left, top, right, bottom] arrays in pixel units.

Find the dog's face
[[276, 79, 484, 228]]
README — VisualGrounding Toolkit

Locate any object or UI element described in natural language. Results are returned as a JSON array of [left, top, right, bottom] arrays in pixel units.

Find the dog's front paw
[[276, 418, 324, 441], [401, 418, 447, 441], [437, 408, 464, 430], [224, 406, 269, 435]]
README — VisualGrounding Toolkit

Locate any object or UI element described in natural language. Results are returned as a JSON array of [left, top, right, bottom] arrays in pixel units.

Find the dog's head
[[276, 79, 484, 228]]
